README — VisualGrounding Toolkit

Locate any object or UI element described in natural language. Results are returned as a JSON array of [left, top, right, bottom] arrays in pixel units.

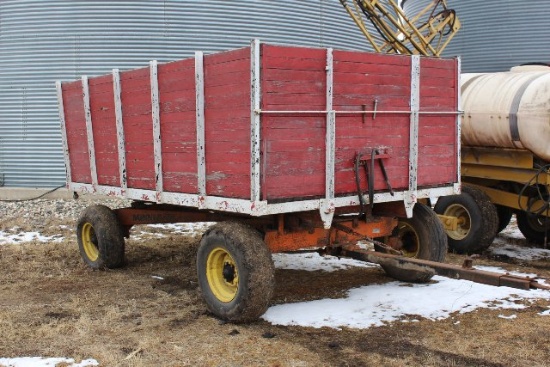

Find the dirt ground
[[0, 211, 549, 367]]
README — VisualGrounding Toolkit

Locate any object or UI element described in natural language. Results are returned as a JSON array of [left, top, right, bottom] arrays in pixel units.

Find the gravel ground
[[0, 195, 132, 231]]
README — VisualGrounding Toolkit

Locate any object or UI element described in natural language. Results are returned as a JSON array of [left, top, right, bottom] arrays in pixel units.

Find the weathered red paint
[[61, 44, 458, 203]]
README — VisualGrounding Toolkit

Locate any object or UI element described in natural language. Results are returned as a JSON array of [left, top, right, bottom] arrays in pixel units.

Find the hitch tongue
[[340, 244, 550, 291]]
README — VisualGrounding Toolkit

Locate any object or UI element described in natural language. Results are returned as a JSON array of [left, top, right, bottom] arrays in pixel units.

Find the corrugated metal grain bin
[[402, 0, 550, 72]]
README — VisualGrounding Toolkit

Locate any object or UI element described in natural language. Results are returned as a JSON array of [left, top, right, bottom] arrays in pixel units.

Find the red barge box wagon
[[57, 40, 463, 322]]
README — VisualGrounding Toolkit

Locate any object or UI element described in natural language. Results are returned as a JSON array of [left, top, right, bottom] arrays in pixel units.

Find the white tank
[[461, 67, 550, 161]]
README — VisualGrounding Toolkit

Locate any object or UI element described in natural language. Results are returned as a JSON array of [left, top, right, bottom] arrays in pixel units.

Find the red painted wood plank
[[262, 44, 326, 60], [334, 49, 411, 66], [334, 61, 410, 76], [204, 47, 250, 66], [62, 82, 92, 184]]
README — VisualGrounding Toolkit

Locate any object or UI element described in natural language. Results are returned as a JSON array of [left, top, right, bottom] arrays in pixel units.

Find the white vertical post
[[112, 69, 127, 194], [195, 51, 206, 198], [320, 48, 336, 228], [250, 39, 262, 203], [55, 81, 71, 187], [150, 60, 163, 201], [406, 55, 421, 217], [81, 76, 98, 190], [455, 57, 462, 194]]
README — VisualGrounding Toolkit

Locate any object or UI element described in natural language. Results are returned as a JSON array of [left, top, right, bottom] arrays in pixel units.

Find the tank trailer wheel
[[434, 186, 498, 254], [516, 211, 550, 246], [377, 203, 447, 283], [495, 205, 514, 233], [197, 222, 275, 323], [76, 205, 125, 269]]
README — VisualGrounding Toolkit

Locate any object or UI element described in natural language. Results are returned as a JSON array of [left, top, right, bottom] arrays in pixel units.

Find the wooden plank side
[[261, 45, 327, 200], [334, 115, 411, 195], [261, 45, 326, 110], [62, 81, 91, 184], [120, 67, 155, 190], [262, 116, 326, 199], [417, 57, 458, 186], [88, 75, 120, 187], [158, 59, 198, 193], [331, 51, 412, 196], [203, 48, 251, 199], [417, 115, 458, 186]]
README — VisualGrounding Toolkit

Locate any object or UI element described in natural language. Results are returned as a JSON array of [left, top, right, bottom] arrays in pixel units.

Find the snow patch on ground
[[273, 252, 378, 271], [488, 242, 550, 261], [264, 252, 550, 329], [0, 228, 64, 245]]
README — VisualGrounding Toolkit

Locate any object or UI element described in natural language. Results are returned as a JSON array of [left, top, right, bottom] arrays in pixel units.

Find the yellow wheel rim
[[397, 222, 421, 258], [206, 247, 239, 303], [443, 204, 471, 240], [81, 222, 99, 262]]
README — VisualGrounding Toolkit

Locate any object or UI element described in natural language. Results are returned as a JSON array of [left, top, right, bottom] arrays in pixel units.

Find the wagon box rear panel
[[61, 80, 92, 185], [58, 41, 460, 218]]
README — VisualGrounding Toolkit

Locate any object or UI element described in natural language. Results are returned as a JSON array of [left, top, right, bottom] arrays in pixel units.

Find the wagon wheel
[[197, 222, 275, 323], [434, 186, 498, 254], [76, 205, 125, 269], [376, 203, 447, 283], [516, 211, 550, 246]]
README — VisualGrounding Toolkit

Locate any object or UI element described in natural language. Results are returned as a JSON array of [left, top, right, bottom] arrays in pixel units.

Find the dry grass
[[0, 219, 549, 366]]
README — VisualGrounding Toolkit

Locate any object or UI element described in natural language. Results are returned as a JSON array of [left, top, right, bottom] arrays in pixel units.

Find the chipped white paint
[[55, 81, 71, 187], [81, 76, 98, 190], [195, 51, 206, 196], [323, 48, 335, 228], [250, 39, 262, 202], [112, 69, 127, 193], [150, 60, 163, 201], [405, 55, 420, 218], [68, 180, 456, 219], [455, 57, 462, 194]]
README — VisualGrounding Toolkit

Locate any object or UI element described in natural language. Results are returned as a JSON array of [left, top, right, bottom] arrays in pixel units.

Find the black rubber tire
[[495, 205, 514, 233], [377, 203, 447, 283], [76, 205, 125, 269], [434, 186, 498, 254], [516, 211, 550, 246], [197, 222, 275, 323]]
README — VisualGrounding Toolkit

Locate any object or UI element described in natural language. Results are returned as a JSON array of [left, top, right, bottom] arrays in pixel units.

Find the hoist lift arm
[[339, 0, 460, 57]]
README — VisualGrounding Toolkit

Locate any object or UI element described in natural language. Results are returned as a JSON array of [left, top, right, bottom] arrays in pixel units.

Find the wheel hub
[[222, 262, 236, 283], [206, 247, 239, 303], [81, 222, 100, 262], [444, 204, 471, 240]]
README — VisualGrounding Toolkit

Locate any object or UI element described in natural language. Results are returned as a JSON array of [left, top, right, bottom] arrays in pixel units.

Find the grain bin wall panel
[[403, 0, 550, 72]]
